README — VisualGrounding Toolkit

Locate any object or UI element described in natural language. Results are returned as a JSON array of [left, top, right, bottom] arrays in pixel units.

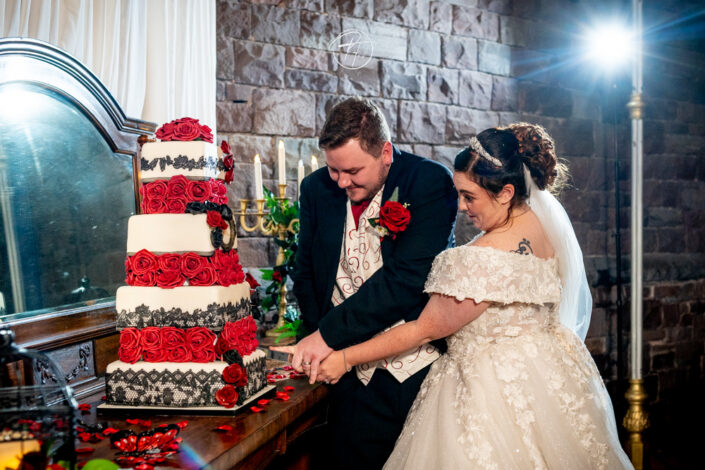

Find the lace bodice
[[424, 245, 562, 355]]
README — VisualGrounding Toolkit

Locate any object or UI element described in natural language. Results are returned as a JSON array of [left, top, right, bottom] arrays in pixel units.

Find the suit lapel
[[320, 185, 347, 310], [381, 148, 405, 259]]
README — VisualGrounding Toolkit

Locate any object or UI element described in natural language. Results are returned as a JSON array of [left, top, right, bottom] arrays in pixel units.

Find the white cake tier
[[126, 213, 235, 255], [116, 283, 251, 330], [140, 141, 223, 182], [105, 349, 267, 407]]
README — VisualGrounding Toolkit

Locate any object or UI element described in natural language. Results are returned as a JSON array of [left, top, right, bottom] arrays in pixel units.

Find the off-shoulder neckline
[[461, 243, 557, 263]]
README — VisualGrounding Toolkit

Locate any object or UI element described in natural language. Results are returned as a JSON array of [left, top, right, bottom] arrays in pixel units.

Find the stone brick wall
[[216, 0, 705, 435]]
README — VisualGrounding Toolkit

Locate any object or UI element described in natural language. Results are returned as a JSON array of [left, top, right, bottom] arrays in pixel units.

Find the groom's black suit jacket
[[294, 146, 458, 350]]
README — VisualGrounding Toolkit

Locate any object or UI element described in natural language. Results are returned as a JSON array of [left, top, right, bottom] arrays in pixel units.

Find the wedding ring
[[302, 361, 311, 366]]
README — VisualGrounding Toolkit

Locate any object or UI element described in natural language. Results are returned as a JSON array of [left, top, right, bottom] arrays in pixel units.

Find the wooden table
[[80, 374, 328, 469]]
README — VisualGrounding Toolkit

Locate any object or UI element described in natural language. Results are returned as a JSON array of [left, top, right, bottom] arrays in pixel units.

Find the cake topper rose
[[155, 117, 213, 143]]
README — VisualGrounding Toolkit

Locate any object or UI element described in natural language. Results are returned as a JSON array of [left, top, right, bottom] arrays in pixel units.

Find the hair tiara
[[469, 136, 503, 167]]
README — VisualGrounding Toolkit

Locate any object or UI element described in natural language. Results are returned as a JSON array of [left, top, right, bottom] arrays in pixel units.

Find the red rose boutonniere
[[369, 188, 410, 241]]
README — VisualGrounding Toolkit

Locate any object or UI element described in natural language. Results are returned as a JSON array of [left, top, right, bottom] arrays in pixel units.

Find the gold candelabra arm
[[236, 199, 276, 235], [623, 378, 649, 470]]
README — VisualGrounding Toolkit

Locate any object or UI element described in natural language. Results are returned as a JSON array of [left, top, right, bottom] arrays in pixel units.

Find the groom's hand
[[292, 330, 333, 384]]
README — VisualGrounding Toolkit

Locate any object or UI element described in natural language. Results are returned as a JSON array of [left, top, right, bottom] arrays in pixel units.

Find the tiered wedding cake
[[105, 117, 267, 409]]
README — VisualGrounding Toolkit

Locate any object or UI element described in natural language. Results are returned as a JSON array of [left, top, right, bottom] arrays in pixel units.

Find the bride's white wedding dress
[[384, 245, 633, 470]]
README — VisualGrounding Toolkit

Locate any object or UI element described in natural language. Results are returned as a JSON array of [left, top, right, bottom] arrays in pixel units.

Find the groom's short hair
[[319, 97, 391, 158]]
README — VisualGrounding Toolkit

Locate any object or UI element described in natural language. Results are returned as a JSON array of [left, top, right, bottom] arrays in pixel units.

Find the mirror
[[0, 83, 137, 319]]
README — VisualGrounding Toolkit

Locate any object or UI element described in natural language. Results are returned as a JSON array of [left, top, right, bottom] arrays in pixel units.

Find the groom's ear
[[497, 184, 515, 205]]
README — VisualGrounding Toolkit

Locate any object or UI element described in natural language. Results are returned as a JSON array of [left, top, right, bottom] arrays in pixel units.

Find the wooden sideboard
[[82, 376, 328, 470]]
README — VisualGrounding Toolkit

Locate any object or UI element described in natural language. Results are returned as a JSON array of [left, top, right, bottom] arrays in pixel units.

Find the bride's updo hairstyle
[[453, 123, 567, 215]]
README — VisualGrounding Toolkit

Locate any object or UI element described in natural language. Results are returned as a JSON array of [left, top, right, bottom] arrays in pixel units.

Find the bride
[[277, 123, 633, 469]]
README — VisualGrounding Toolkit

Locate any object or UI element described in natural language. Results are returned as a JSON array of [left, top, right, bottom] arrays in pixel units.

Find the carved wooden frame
[[0, 38, 155, 398]]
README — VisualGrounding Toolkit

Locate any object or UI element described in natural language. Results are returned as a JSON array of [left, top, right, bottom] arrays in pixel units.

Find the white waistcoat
[[331, 188, 440, 386]]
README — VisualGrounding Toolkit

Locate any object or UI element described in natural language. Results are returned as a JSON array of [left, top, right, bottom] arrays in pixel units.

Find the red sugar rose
[[181, 252, 207, 278], [158, 253, 182, 272], [192, 347, 216, 363], [215, 385, 238, 408], [186, 327, 216, 351], [190, 266, 217, 286], [156, 269, 185, 289], [223, 364, 248, 387], [167, 345, 192, 363], [140, 327, 162, 351], [206, 210, 228, 230], [166, 197, 187, 214], [167, 175, 189, 198], [145, 181, 168, 201], [161, 327, 186, 349], [187, 180, 210, 202], [131, 249, 158, 275]]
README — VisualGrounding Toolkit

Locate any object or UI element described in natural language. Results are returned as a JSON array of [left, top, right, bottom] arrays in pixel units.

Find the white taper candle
[[278, 140, 286, 185], [254, 154, 264, 200], [297, 159, 305, 188]]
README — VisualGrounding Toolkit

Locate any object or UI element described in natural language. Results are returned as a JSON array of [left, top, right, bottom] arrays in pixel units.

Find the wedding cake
[[105, 117, 267, 409]]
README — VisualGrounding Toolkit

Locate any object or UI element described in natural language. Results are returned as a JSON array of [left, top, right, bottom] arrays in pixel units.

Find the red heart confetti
[[250, 406, 264, 413], [126, 418, 152, 427], [215, 424, 233, 432]]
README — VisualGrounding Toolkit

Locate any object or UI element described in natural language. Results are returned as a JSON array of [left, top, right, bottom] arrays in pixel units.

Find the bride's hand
[[317, 350, 347, 385]]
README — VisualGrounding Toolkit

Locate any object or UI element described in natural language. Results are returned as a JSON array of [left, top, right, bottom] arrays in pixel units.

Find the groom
[[291, 98, 458, 469]]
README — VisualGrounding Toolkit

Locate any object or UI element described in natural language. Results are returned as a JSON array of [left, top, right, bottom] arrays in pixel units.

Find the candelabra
[[235, 183, 299, 337]]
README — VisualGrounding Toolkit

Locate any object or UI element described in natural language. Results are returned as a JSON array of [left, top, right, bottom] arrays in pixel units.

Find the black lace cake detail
[[107, 368, 223, 406], [141, 154, 219, 173], [116, 298, 250, 330], [105, 353, 267, 407]]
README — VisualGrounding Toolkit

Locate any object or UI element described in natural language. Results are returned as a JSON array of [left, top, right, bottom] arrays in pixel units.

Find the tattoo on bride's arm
[[511, 238, 533, 255]]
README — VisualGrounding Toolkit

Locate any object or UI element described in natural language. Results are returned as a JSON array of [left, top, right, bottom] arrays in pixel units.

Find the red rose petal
[[103, 427, 119, 436], [215, 424, 233, 432], [250, 406, 264, 413], [176, 420, 188, 429], [75, 447, 94, 454], [257, 399, 271, 406], [283, 386, 295, 392], [275, 392, 290, 401], [283, 365, 293, 371], [135, 465, 153, 470], [101, 395, 107, 401], [78, 403, 91, 411]]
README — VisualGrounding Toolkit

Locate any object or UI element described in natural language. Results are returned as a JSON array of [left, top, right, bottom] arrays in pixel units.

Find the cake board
[[97, 384, 276, 416]]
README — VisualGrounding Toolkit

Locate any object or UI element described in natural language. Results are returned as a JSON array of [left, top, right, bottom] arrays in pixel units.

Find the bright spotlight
[[584, 23, 635, 70]]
